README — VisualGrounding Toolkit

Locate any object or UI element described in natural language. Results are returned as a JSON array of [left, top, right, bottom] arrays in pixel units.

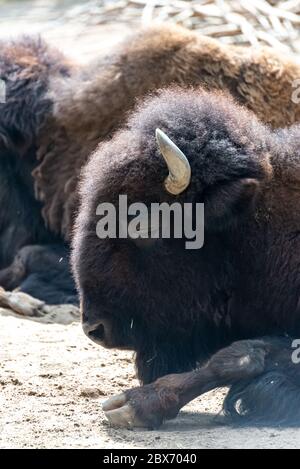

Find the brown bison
[[72, 88, 300, 428], [0, 37, 77, 303], [1, 24, 300, 305]]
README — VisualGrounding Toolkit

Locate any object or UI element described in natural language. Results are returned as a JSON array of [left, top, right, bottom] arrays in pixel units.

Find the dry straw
[[66, 0, 300, 55]]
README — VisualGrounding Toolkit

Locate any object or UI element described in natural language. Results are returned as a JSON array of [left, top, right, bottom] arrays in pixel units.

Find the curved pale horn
[[156, 128, 191, 195]]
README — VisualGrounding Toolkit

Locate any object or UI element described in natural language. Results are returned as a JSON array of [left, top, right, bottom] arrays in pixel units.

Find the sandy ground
[[1, 311, 300, 449]]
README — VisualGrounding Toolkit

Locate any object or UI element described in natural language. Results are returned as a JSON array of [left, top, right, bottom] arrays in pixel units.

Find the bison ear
[[204, 178, 260, 231]]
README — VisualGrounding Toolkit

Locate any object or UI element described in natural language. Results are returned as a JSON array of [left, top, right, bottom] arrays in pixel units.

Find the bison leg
[[0, 287, 46, 317], [0, 244, 78, 305], [0, 288, 79, 323], [103, 337, 299, 428]]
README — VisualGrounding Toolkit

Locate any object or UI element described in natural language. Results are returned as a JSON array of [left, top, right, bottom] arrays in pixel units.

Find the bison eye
[[133, 237, 159, 249], [127, 213, 160, 244]]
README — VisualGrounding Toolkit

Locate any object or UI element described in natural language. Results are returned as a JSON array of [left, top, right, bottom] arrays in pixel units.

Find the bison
[[0, 37, 77, 304], [1, 25, 300, 305], [72, 88, 300, 429]]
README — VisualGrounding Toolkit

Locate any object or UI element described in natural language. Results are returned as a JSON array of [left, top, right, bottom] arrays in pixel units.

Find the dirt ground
[[1, 311, 300, 449]]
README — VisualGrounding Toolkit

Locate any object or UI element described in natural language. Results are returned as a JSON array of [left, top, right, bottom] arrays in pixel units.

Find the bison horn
[[156, 128, 191, 195]]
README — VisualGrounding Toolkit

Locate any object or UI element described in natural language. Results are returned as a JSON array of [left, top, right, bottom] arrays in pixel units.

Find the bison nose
[[82, 319, 112, 347]]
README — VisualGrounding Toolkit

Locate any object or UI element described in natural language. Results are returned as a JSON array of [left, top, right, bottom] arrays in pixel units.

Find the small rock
[[79, 387, 106, 398]]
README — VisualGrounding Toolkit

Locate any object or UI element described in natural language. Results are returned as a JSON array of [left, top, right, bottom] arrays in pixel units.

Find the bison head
[[71, 89, 273, 384]]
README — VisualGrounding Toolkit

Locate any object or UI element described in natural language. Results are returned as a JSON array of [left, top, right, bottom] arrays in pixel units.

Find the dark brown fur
[[0, 25, 299, 308], [0, 37, 77, 302]]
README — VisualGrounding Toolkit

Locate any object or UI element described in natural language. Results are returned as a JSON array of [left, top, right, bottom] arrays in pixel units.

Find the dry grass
[[65, 0, 300, 54]]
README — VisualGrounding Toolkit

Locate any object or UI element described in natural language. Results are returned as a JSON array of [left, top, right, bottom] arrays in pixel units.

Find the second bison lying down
[[72, 88, 300, 428]]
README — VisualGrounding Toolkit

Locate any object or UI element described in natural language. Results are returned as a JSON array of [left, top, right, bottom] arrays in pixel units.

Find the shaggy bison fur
[[0, 37, 77, 303], [72, 88, 300, 428], [35, 24, 300, 240], [0, 25, 299, 312]]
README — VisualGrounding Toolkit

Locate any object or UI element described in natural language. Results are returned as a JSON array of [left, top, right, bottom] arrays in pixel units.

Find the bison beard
[[73, 89, 300, 428]]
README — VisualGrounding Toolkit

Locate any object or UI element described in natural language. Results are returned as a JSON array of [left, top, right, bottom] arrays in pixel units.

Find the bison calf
[[72, 88, 300, 428]]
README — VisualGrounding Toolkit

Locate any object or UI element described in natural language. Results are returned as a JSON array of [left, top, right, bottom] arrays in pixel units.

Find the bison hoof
[[103, 393, 146, 428], [102, 381, 180, 429], [0, 288, 45, 317]]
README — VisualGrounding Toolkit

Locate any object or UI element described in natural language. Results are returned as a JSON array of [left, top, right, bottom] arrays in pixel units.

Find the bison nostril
[[82, 320, 111, 346], [88, 323, 105, 342]]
